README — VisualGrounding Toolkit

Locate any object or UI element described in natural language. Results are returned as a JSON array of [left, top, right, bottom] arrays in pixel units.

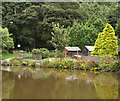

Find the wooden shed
[[82, 46, 94, 56], [64, 47, 81, 57]]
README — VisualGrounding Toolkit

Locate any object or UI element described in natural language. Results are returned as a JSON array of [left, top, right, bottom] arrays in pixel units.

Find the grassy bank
[[2, 53, 15, 60], [2, 53, 120, 73], [2, 52, 32, 60], [23, 57, 76, 62]]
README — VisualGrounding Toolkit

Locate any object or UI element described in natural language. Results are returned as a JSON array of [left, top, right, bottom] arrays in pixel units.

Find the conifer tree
[[91, 23, 118, 56]]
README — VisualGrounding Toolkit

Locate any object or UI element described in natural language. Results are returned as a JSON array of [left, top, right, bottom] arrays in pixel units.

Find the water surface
[[2, 66, 118, 99]]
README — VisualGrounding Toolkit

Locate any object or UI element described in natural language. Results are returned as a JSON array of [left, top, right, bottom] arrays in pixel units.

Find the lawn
[[2, 52, 32, 60], [2, 52, 76, 62], [2, 53, 14, 60]]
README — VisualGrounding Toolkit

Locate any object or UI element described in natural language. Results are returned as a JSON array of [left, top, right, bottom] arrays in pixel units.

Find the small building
[[82, 46, 94, 56], [64, 47, 81, 57]]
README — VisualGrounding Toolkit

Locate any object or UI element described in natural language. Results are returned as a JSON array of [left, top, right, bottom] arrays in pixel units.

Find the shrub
[[99, 64, 111, 68], [41, 60, 53, 68], [99, 60, 120, 72], [85, 60, 99, 70], [40, 48, 49, 59], [100, 56, 117, 64], [29, 60, 36, 67], [32, 48, 49, 59], [32, 49, 40, 55], [52, 62, 60, 68], [9, 59, 21, 66], [2, 61, 11, 66], [110, 61, 120, 72], [55, 59, 73, 69], [14, 60, 21, 66], [55, 49, 64, 58], [2, 49, 8, 54], [21, 61, 28, 66]]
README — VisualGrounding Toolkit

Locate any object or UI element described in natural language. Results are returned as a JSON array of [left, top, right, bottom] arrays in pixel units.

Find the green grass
[[2, 53, 15, 60], [2, 52, 32, 60], [48, 52, 56, 56], [2, 51, 76, 62]]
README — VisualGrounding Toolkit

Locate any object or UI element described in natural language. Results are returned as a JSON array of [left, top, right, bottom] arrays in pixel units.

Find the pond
[[2, 66, 118, 99]]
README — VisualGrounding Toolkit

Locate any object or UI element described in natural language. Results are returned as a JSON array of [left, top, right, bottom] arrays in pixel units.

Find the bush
[[29, 60, 36, 67], [40, 48, 49, 59], [99, 64, 110, 68], [32, 49, 40, 55], [55, 49, 64, 58], [9, 58, 22, 66], [32, 48, 49, 59], [14, 60, 21, 66], [85, 60, 99, 70], [110, 61, 120, 72], [9, 59, 20, 66], [22, 61, 28, 66], [42, 60, 53, 68], [2, 61, 11, 66], [99, 60, 120, 72], [2, 49, 8, 54], [100, 56, 117, 64]]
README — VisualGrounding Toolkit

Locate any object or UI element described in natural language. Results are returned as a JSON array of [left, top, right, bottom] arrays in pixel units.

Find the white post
[[77, 50, 78, 60], [17, 44, 21, 58]]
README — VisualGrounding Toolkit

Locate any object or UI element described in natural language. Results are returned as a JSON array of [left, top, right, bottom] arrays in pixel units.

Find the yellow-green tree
[[0, 26, 14, 50], [91, 23, 118, 56]]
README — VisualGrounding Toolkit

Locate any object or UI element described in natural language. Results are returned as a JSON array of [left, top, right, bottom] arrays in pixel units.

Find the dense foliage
[[67, 21, 100, 49], [0, 26, 14, 50], [2, 2, 119, 50], [91, 23, 118, 56], [32, 48, 49, 58], [50, 22, 69, 56]]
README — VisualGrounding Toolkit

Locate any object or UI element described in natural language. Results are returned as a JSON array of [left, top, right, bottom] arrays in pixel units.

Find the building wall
[[67, 51, 81, 57], [82, 47, 88, 56], [81, 47, 93, 56], [119, 52, 120, 59], [64, 48, 81, 57]]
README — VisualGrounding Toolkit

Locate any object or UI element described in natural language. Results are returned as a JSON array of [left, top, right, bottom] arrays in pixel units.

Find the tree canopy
[[0, 26, 14, 50], [67, 18, 105, 49], [91, 23, 118, 56], [2, 2, 119, 50], [50, 22, 69, 51]]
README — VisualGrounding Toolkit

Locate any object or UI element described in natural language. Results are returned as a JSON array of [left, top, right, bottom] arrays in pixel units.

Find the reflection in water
[[66, 74, 78, 81], [2, 72, 15, 99], [93, 73, 118, 99], [0, 71, 2, 100], [2, 66, 118, 99], [1, 67, 11, 72]]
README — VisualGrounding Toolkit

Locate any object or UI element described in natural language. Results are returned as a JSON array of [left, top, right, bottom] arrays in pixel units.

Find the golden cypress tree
[[91, 23, 118, 56]]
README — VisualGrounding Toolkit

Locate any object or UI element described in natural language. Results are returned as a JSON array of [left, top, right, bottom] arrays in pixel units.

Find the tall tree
[[50, 22, 69, 56], [67, 21, 98, 49], [0, 26, 14, 50], [91, 23, 118, 56], [2, 2, 118, 50]]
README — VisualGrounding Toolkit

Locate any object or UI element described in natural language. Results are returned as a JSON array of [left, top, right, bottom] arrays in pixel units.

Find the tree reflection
[[93, 73, 118, 99], [2, 71, 15, 99]]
